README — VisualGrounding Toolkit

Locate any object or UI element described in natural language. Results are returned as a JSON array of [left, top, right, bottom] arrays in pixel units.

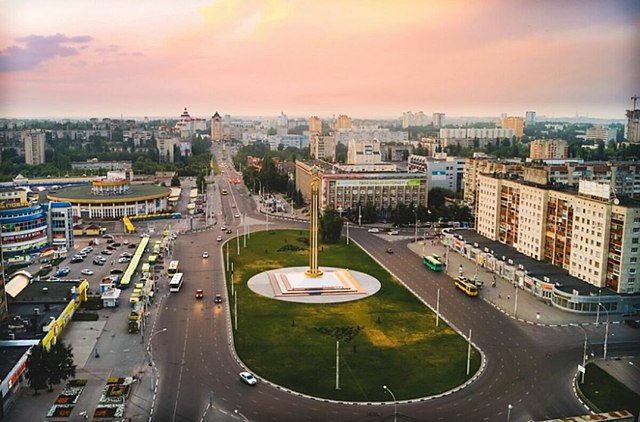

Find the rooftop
[[47, 184, 171, 202]]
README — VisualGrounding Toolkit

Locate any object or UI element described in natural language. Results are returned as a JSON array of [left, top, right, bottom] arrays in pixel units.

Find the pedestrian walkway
[[407, 240, 612, 327]]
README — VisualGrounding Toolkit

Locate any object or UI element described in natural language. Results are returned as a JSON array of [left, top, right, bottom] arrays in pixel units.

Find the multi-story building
[[174, 107, 206, 138], [626, 109, 640, 143], [45, 201, 74, 250], [525, 111, 536, 126], [335, 114, 352, 130], [439, 128, 516, 149], [432, 113, 445, 128], [156, 136, 181, 163], [266, 134, 308, 150], [402, 111, 428, 128], [501, 116, 524, 139], [308, 116, 322, 133], [475, 174, 640, 294], [462, 157, 524, 207], [23, 129, 46, 165], [71, 160, 132, 172], [309, 134, 336, 161], [0, 189, 49, 262], [529, 139, 569, 160], [347, 139, 382, 165], [296, 160, 428, 212], [211, 112, 223, 141], [585, 126, 617, 142], [334, 129, 408, 145], [407, 154, 465, 192]]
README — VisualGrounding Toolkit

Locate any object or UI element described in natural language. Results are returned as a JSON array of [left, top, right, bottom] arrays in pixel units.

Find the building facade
[[529, 139, 569, 160], [334, 129, 408, 145], [45, 201, 74, 250], [0, 190, 49, 262], [626, 109, 640, 143], [525, 111, 536, 126], [335, 114, 352, 130], [309, 134, 336, 161], [347, 139, 382, 165], [211, 112, 223, 141], [501, 116, 524, 138], [407, 154, 465, 192], [475, 174, 640, 294], [585, 126, 617, 142], [432, 113, 445, 128], [22, 129, 46, 165], [308, 116, 322, 133]]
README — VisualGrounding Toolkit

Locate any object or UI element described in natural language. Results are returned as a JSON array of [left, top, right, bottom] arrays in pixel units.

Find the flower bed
[[47, 379, 87, 418], [94, 404, 125, 418], [47, 404, 74, 418]]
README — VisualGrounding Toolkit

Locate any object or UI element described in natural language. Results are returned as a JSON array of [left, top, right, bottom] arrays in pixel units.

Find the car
[[110, 268, 124, 275], [106, 238, 114, 244], [54, 267, 70, 277], [40, 263, 53, 270], [239, 371, 257, 385], [231, 204, 236, 208], [217, 236, 223, 242], [102, 250, 113, 255], [45, 276, 61, 282], [107, 245, 116, 250], [195, 289, 204, 299], [202, 252, 209, 258], [386, 247, 394, 254], [81, 269, 94, 276], [118, 257, 131, 264], [234, 213, 240, 218], [220, 226, 227, 231], [388, 230, 399, 235], [226, 228, 232, 234], [367, 228, 380, 233], [93, 258, 105, 266], [102, 234, 113, 239], [128, 243, 137, 249], [214, 294, 223, 303], [123, 239, 130, 245], [120, 252, 132, 258], [112, 242, 121, 247]]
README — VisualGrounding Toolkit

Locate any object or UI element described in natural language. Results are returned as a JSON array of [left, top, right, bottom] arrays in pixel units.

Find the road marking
[[172, 315, 190, 422]]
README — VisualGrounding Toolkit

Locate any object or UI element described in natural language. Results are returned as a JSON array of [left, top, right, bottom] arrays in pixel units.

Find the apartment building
[[309, 134, 336, 161], [585, 126, 617, 142], [439, 128, 516, 149], [475, 174, 640, 294], [308, 116, 322, 133], [432, 113, 445, 128], [529, 139, 569, 160], [501, 116, 524, 138], [525, 111, 536, 126], [347, 139, 382, 165], [407, 154, 465, 192], [462, 157, 523, 207], [334, 129, 408, 145], [22, 129, 46, 165], [625, 109, 639, 143], [335, 114, 352, 130]]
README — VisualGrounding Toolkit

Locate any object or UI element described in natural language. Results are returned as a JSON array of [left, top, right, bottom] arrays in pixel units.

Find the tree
[[25, 345, 49, 395], [46, 341, 76, 391], [170, 174, 181, 187], [319, 207, 343, 244]]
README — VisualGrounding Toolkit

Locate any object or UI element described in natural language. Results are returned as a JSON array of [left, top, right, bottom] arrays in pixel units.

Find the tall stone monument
[[305, 166, 323, 277]]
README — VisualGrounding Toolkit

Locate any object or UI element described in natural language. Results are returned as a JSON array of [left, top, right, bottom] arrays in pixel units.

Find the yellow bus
[[454, 276, 478, 297], [167, 260, 179, 276]]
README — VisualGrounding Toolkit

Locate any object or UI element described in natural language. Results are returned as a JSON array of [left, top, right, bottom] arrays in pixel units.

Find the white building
[[347, 139, 382, 165], [309, 134, 336, 161], [585, 126, 617, 142], [334, 129, 408, 145], [525, 111, 536, 126], [407, 154, 465, 192], [267, 134, 308, 150], [432, 113, 445, 128]]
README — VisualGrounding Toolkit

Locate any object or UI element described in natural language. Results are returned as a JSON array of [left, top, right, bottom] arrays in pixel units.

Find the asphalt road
[[150, 153, 640, 422]]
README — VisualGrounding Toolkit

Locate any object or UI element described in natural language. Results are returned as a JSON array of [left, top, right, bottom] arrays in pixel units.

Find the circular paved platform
[[247, 266, 381, 304]]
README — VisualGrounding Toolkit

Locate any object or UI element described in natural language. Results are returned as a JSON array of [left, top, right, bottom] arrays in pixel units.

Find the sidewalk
[[407, 240, 606, 327]]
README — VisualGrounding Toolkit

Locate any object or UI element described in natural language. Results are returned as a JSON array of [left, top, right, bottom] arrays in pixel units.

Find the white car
[[388, 230, 399, 235], [80, 269, 94, 276], [239, 371, 257, 385], [118, 257, 131, 263], [234, 213, 240, 218], [216, 236, 223, 242], [367, 228, 380, 233], [202, 251, 209, 258]]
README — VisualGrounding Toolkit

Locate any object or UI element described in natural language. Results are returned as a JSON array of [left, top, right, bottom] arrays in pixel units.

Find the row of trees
[[25, 341, 76, 394]]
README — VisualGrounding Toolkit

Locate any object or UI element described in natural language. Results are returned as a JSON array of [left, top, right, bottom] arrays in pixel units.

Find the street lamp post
[[507, 404, 513, 422], [358, 205, 362, 226], [412, 209, 418, 244], [382, 385, 397, 422], [580, 326, 588, 383], [147, 328, 168, 392], [346, 221, 349, 245], [597, 303, 610, 360], [234, 409, 249, 421]]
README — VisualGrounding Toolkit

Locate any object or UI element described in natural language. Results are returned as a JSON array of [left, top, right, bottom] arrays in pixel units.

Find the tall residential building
[[625, 109, 639, 143], [402, 111, 428, 128], [501, 116, 524, 139], [309, 134, 336, 161], [432, 113, 445, 128], [309, 116, 322, 133], [211, 112, 223, 141], [585, 126, 617, 142], [156, 136, 181, 163], [529, 139, 569, 160], [475, 175, 640, 294], [347, 139, 382, 165], [336, 114, 352, 130], [525, 111, 536, 126], [23, 129, 46, 165], [407, 154, 465, 192]]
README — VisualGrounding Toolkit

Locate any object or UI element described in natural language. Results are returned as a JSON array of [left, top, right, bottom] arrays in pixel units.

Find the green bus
[[423, 255, 443, 272]]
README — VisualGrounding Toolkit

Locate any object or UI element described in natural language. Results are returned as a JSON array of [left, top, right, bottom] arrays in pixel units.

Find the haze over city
[[1, 0, 639, 119]]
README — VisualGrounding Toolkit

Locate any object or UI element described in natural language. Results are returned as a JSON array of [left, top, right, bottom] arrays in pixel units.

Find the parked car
[[107, 245, 116, 251], [234, 213, 240, 218], [388, 230, 399, 235], [70, 256, 84, 264], [106, 238, 115, 243], [128, 243, 137, 249], [81, 269, 94, 276], [102, 250, 113, 255], [217, 236, 223, 242], [54, 267, 70, 277], [367, 228, 380, 233], [118, 257, 131, 264], [120, 252, 132, 258], [112, 242, 121, 247], [226, 229, 232, 234], [110, 268, 124, 275], [239, 371, 257, 385]]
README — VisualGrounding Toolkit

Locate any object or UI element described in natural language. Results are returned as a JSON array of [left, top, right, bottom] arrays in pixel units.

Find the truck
[[128, 302, 145, 333]]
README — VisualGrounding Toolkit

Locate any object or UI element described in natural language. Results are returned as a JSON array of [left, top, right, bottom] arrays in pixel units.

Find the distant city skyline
[[1, 0, 639, 119]]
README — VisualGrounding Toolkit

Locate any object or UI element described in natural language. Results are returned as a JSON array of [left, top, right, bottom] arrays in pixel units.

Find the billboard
[[335, 179, 422, 188]]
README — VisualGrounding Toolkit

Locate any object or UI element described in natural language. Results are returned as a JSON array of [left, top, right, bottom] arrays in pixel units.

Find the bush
[[81, 297, 103, 311]]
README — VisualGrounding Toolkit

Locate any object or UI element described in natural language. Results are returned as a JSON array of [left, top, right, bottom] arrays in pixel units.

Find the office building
[[501, 116, 524, 138], [529, 139, 569, 160], [45, 201, 74, 250], [23, 129, 46, 165], [266, 134, 308, 150], [408, 154, 465, 192]]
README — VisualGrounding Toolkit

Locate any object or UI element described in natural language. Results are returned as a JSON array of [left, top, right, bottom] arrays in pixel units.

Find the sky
[[1, 0, 639, 120]]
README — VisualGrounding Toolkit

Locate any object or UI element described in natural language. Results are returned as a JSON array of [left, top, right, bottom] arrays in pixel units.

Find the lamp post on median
[[382, 385, 397, 422], [597, 303, 610, 360], [148, 328, 168, 392], [234, 409, 249, 421], [507, 404, 513, 422]]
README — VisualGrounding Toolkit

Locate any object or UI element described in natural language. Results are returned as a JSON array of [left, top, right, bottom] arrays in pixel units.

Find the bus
[[148, 254, 158, 265], [153, 241, 161, 255], [423, 255, 443, 272], [141, 263, 150, 274], [167, 260, 180, 276], [454, 276, 478, 297], [169, 272, 184, 292], [221, 188, 228, 196]]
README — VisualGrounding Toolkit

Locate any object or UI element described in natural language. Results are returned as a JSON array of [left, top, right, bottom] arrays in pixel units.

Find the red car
[[195, 289, 204, 299]]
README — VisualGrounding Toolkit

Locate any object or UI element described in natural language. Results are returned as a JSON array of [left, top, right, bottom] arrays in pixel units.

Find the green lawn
[[581, 363, 640, 415], [227, 229, 480, 401]]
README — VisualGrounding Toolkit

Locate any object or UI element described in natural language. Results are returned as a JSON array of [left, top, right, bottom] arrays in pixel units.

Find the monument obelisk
[[305, 166, 323, 277]]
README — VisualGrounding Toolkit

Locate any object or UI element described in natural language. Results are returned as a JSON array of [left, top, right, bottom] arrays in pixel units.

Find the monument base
[[269, 267, 364, 297]]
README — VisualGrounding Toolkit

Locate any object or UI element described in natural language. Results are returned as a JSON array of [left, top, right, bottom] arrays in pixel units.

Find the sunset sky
[[1, 0, 638, 120]]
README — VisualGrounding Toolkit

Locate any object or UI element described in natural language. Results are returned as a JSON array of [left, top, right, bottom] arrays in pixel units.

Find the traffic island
[[93, 377, 134, 420]]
